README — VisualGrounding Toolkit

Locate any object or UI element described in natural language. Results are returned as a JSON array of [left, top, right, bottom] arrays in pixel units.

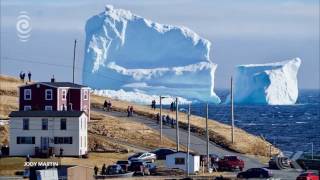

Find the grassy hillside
[[0, 74, 280, 157]]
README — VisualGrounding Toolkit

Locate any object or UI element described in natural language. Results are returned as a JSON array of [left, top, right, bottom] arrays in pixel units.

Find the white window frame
[[45, 89, 53, 100], [24, 89, 31, 100], [83, 89, 88, 100], [62, 89, 67, 100], [45, 106, 52, 111], [24, 106, 32, 111]]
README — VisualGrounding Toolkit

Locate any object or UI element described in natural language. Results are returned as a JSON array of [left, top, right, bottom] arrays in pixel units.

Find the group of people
[[103, 100, 112, 111], [19, 71, 32, 82], [151, 100, 156, 110], [156, 113, 176, 128], [127, 106, 134, 117], [94, 164, 107, 176]]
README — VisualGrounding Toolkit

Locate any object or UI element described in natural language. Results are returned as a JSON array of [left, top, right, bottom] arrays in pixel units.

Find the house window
[[45, 89, 53, 100], [23, 119, 29, 130], [24, 106, 32, 111], [175, 157, 185, 165], [84, 136, 86, 148], [17, 137, 35, 144], [54, 137, 72, 144], [83, 90, 88, 100], [24, 89, 31, 100], [80, 136, 82, 147], [60, 118, 67, 130], [42, 119, 48, 130], [62, 89, 67, 100], [45, 106, 52, 111]]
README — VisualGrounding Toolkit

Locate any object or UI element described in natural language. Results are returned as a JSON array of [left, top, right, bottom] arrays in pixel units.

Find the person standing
[[27, 71, 32, 82], [22, 72, 26, 82], [94, 165, 99, 176], [127, 106, 130, 117], [101, 164, 106, 175], [130, 106, 134, 116]]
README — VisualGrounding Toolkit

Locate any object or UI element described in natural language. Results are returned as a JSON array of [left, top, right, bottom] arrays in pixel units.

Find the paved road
[[94, 109, 301, 179]]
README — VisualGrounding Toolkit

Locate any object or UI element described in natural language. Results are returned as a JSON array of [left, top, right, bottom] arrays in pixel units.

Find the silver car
[[128, 152, 157, 161]]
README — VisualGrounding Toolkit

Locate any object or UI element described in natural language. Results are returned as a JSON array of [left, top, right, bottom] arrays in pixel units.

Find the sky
[[1, 0, 319, 89]]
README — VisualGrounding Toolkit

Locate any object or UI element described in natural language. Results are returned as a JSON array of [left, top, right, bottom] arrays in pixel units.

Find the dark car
[[237, 168, 272, 178], [128, 160, 150, 176], [106, 164, 124, 175], [296, 172, 319, 180], [150, 148, 175, 160], [145, 162, 157, 175], [116, 160, 131, 172], [218, 156, 244, 171]]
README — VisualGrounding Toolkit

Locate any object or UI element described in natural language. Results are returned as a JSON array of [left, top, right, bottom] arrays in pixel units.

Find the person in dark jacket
[[101, 164, 106, 175], [27, 71, 32, 82], [94, 166, 99, 176]]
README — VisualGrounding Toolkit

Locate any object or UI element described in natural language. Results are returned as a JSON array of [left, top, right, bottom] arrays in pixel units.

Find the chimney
[[51, 75, 55, 83]]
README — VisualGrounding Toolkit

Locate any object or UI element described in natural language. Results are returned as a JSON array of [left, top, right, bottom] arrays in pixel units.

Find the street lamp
[[159, 96, 168, 143], [308, 142, 314, 160]]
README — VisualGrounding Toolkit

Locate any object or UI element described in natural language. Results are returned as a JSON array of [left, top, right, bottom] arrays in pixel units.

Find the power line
[[1, 56, 131, 84]]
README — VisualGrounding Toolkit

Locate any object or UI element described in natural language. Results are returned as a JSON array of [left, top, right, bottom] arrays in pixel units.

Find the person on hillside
[[101, 164, 106, 175], [156, 113, 160, 124], [130, 106, 134, 116], [107, 100, 112, 111], [27, 71, 32, 82], [170, 102, 174, 111], [103, 100, 108, 111], [19, 71, 23, 81], [22, 72, 26, 82], [94, 165, 98, 176], [152, 100, 156, 110]]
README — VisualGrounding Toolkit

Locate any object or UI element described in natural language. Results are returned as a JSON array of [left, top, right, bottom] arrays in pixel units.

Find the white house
[[165, 151, 200, 174], [9, 111, 88, 156]]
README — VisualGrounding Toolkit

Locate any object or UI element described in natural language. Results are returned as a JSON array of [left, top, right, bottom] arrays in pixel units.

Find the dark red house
[[19, 79, 90, 119]]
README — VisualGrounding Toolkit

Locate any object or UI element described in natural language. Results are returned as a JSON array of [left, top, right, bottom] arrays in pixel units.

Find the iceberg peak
[[83, 5, 220, 104]]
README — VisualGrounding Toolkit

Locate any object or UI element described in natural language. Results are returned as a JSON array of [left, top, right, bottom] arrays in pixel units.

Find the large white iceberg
[[83, 5, 220, 103], [226, 58, 301, 105]]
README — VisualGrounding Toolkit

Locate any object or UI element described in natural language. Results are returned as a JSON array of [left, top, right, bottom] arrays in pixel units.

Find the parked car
[[296, 172, 319, 180], [218, 155, 244, 171], [106, 164, 124, 175], [116, 160, 131, 172], [150, 148, 175, 160], [145, 162, 157, 175], [128, 152, 157, 161], [269, 156, 291, 169], [128, 160, 150, 176], [237, 168, 272, 178]]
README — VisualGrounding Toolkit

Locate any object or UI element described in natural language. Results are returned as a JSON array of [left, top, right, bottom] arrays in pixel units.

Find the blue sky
[[1, 0, 319, 89]]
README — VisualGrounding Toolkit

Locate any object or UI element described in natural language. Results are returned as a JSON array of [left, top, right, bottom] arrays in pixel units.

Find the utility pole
[[72, 39, 77, 84], [176, 97, 179, 151], [186, 103, 191, 176], [231, 76, 235, 143], [206, 103, 210, 172], [159, 96, 163, 143]]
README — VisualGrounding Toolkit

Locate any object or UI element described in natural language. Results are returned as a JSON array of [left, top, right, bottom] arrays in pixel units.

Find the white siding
[[9, 113, 88, 156], [165, 152, 200, 174]]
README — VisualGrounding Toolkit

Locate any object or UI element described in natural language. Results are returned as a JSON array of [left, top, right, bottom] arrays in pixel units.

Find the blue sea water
[[177, 89, 320, 154]]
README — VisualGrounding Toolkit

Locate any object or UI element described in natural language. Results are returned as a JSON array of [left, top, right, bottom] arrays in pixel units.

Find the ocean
[[176, 89, 320, 154]]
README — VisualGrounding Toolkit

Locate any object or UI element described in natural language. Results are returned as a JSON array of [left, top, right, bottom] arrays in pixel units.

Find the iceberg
[[226, 58, 301, 105], [83, 5, 221, 104]]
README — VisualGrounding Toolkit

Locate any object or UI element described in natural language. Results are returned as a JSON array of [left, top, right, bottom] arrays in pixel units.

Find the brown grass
[[91, 95, 280, 157], [0, 74, 280, 157]]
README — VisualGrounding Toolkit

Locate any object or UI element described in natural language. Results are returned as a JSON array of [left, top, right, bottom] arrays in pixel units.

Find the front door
[[41, 137, 49, 150]]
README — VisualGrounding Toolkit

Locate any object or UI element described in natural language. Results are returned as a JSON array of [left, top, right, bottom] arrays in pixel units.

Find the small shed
[[165, 151, 200, 174]]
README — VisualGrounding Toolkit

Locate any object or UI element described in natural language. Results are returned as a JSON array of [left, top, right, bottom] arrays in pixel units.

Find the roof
[[9, 111, 85, 117], [19, 82, 88, 89], [40, 82, 88, 88], [167, 151, 200, 157]]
